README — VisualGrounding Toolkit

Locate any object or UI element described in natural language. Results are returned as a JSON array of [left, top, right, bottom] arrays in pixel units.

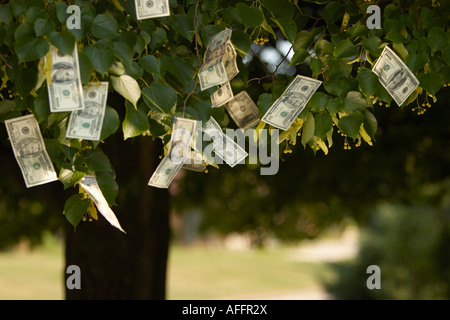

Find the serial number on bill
[[182, 304, 268, 317]]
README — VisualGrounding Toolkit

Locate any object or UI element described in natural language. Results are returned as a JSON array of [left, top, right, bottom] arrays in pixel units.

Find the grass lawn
[[167, 245, 334, 300], [0, 236, 336, 300]]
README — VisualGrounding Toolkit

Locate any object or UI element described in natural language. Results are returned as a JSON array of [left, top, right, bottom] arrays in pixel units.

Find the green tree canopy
[[0, 0, 449, 232]]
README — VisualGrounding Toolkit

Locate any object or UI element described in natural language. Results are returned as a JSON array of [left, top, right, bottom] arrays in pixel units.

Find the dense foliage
[[0, 0, 449, 230]]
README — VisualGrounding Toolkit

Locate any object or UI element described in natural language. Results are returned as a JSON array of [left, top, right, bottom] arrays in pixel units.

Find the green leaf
[[442, 46, 450, 67], [78, 51, 93, 85], [111, 75, 141, 109], [123, 101, 150, 140], [31, 88, 50, 123], [83, 40, 114, 75], [417, 73, 443, 95], [310, 57, 323, 74], [100, 106, 120, 141], [338, 111, 364, 140], [427, 27, 448, 52], [363, 110, 378, 140], [26, 6, 48, 24], [314, 112, 333, 139], [34, 18, 55, 37], [293, 30, 314, 51], [160, 55, 195, 88], [324, 78, 356, 97], [142, 82, 177, 114], [301, 112, 315, 148], [114, 42, 133, 67], [222, 7, 242, 26], [357, 68, 379, 97], [92, 14, 118, 39], [48, 31, 76, 56], [64, 194, 91, 229], [344, 91, 368, 112], [385, 30, 407, 44], [335, 39, 357, 59], [96, 171, 119, 206], [85, 149, 112, 172], [14, 35, 49, 62], [231, 30, 252, 58], [257, 93, 274, 116], [315, 39, 334, 57], [271, 18, 297, 43], [362, 36, 382, 56], [59, 167, 86, 189], [307, 92, 329, 112], [323, 1, 341, 25], [171, 14, 193, 41], [405, 53, 428, 73], [236, 3, 263, 29], [326, 98, 343, 114], [290, 48, 309, 66], [327, 58, 352, 78], [140, 55, 160, 75], [261, 0, 294, 19]]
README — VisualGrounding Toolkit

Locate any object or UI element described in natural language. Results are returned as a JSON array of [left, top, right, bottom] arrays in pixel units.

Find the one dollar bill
[[262, 75, 322, 131], [66, 82, 109, 141], [211, 82, 234, 108], [135, 0, 170, 20], [5, 114, 58, 188], [202, 117, 248, 168], [46, 45, 85, 113], [372, 46, 419, 106], [148, 155, 183, 189], [80, 176, 126, 233], [225, 91, 260, 130]]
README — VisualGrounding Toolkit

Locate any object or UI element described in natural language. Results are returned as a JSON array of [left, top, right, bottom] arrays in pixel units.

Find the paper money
[[226, 91, 260, 130], [169, 117, 199, 164], [182, 150, 207, 172], [262, 75, 322, 131], [80, 176, 125, 233], [4, 115, 58, 188], [372, 46, 419, 106], [148, 155, 183, 188], [207, 29, 232, 49], [66, 82, 109, 141], [46, 45, 85, 113], [199, 29, 239, 91], [135, 0, 170, 20], [203, 117, 248, 168], [211, 82, 234, 108], [199, 58, 227, 91]]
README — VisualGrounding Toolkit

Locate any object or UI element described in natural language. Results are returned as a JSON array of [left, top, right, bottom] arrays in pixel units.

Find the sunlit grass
[[0, 235, 338, 300]]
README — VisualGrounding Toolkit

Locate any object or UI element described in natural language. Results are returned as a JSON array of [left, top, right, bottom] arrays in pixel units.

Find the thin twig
[[183, 79, 199, 118], [0, 54, 12, 69], [247, 46, 293, 87], [193, 0, 202, 66]]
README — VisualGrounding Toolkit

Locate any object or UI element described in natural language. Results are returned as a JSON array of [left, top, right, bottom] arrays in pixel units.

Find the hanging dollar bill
[[372, 46, 420, 106], [207, 29, 232, 50], [226, 91, 260, 130], [199, 58, 227, 91], [80, 176, 126, 233], [4, 115, 58, 188], [200, 29, 239, 91], [169, 117, 199, 164], [135, 0, 170, 20], [182, 150, 207, 172], [46, 45, 85, 113], [203, 117, 248, 168], [262, 75, 322, 131], [66, 82, 109, 141], [211, 82, 234, 108], [148, 155, 183, 189]]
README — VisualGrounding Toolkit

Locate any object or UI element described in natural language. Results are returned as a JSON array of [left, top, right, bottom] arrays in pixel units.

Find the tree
[[0, 0, 449, 299]]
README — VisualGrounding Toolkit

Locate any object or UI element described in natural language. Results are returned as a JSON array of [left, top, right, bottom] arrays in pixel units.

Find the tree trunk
[[65, 136, 170, 300]]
